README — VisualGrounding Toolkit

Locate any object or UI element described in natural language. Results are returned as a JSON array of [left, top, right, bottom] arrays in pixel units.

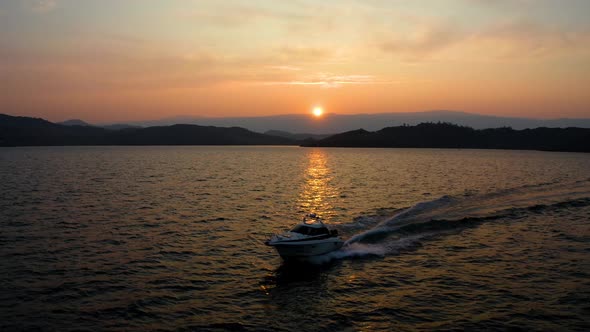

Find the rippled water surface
[[1, 146, 590, 331]]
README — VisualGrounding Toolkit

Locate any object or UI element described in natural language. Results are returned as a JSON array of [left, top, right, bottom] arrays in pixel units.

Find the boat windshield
[[291, 225, 330, 236]]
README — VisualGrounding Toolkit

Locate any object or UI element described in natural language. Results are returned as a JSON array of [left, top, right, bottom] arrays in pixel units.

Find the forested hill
[[2, 114, 589, 152], [301, 123, 590, 152], [0, 114, 295, 146]]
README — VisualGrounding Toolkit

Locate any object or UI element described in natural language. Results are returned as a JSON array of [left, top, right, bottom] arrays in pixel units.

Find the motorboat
[[265, 213, 344, 260]]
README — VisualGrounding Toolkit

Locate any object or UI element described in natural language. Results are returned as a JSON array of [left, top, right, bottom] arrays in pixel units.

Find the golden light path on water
[[297, 149, 339, 222]]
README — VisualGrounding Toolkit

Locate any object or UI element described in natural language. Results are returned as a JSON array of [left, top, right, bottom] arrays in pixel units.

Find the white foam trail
[[345, 195, 454, 245], [306, 179, 590, 265], [308, 234, 428, 265]]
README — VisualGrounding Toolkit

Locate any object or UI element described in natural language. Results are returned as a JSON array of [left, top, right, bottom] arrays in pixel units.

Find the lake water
[[1, 146, 590, 331]]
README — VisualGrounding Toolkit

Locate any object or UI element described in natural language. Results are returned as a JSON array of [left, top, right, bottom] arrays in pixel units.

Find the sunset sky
[[1, 0, 589, 122]]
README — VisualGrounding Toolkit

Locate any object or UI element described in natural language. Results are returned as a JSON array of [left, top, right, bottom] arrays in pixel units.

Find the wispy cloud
[[468, 19, 590, 58], [184, 4, 314, 27], [379, 21, 463, 61], [276, 46, 334, 62], [268, 65, 301, 71], [25, 0, 57, 12], [262, 73, 396, 88], [378, 18, 590, 61]]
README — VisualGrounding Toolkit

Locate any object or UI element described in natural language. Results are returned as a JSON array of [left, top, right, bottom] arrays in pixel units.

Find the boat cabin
[[290, 214, 339, 237], [290, 224, 331, 236]]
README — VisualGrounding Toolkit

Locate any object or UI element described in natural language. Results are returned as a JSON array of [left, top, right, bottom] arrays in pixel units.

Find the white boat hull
[[270, 238, 344, 259]]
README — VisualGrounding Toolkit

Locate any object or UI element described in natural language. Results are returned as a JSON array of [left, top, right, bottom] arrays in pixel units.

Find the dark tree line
[[302, 122, 590, 152]]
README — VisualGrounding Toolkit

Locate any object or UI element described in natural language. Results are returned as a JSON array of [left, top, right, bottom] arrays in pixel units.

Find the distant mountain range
[[303, 123, 590, 152], [58, 119, 92, 126], [58, 119, 141, 130], [1, 113, 589, 152], [264, 130, 329, 141], [0, 114, 293, 146], [109, 110, 590, 134]]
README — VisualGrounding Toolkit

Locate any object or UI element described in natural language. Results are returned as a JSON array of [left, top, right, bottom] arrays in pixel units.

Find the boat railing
[[303, 213, 324, 226]]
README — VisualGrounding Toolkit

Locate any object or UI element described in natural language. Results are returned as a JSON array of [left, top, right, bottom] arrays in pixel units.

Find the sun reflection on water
[[297, 149, 339, 222]]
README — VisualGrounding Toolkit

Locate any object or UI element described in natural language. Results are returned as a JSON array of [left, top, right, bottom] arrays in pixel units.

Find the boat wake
[[307, 178, 590, 264]]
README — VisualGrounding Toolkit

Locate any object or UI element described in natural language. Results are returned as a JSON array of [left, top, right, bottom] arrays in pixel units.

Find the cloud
[[262, 73, 396, 88], [277, 46, 334, 62], [1, 33, 396, 95], [379, 22, 463, 60], [268, 65, 301, 71], [184, 4, 314, 27], [0, 42, 336, 93], [468, 20, 589, 58], [463, 0, 536, 7], [25, 0, 57, 12], [378, 18, 590, 61]]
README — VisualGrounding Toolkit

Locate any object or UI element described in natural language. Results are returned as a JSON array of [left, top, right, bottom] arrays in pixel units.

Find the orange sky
[[1, 0, 589, 122]]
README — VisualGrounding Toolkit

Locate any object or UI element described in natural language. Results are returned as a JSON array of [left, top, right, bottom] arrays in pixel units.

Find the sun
[[312, 107, 324, 117]]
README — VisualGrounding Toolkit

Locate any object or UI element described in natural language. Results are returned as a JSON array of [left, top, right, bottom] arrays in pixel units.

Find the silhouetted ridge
[[2, 114, 589, 151], [113, 124, 293, 145], [0, 114, 56, 128], [311, 129, 372, 147], [0, 114, 294, 146], [302, 122, 590, 152], [58, 119, 93, 127], [127, 111, 590, 132], [264, 130, 329, 141], [102, 124, 142, 130], [0, 114, 111, 146]]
